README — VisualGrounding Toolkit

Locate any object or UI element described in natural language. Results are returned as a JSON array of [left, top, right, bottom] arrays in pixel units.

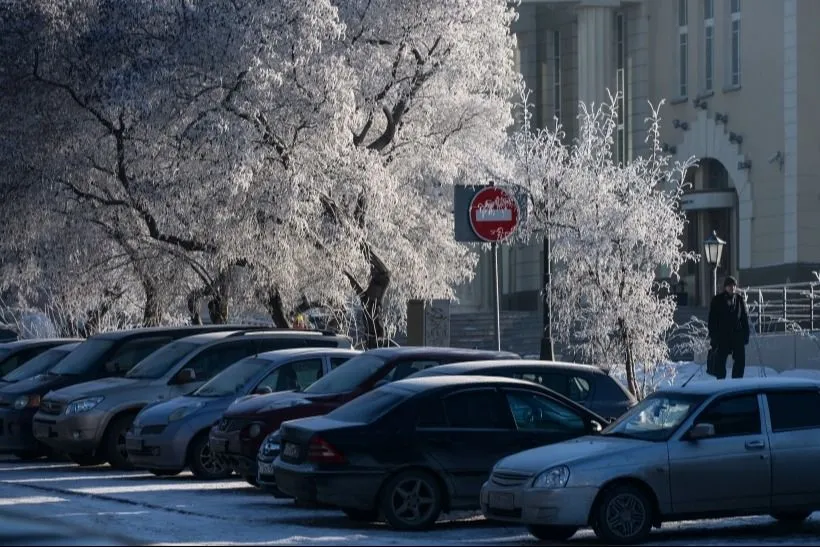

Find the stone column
[[576, 0, 619, 109]]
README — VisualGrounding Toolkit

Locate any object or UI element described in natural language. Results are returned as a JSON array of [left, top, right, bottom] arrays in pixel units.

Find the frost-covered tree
[[507, 90, 696, 397]]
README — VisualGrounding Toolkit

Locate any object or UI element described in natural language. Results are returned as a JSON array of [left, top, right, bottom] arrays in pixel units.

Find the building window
[[552, 31, 561, 128], [615, 12, 627, 164], [729, 0, 741, 87], [703, 0, 714, 92], [678, 0, 688, 97]]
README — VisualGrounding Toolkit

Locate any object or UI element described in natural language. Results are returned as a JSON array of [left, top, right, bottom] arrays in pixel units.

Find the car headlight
[[532, 466, 570, 489], [65, 396, 104, 415], [248, 423, 262, 438], [13, 394, 41, 410], [260, 430, 281, 456], [168, 404, 203, 422]]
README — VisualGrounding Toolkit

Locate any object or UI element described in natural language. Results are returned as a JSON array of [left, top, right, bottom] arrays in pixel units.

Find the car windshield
[[601, 392, 707, 442], [192, 358, 269, 397], [0, 348, 10, 362], [49, 339, 116, 376], [302, 354, 388, 395], [2, 347, 73, 382], [125, 341, 201, 379]]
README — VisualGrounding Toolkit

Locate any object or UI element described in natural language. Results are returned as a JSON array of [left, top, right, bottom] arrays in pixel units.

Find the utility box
[[406, 300, 451, 347]]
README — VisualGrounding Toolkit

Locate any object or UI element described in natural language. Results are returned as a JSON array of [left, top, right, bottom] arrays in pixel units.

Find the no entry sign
[[468, 186, 520, 243]]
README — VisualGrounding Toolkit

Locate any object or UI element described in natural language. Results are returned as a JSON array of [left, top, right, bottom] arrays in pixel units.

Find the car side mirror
[[589, 420, 603, 433], [175, 368, 196, 384], [688, 422, 715, 441], [254, 386, 273, 395]]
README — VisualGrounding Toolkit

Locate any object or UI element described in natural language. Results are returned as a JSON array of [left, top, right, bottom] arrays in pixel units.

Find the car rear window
[[326, 388, 408, 423], [302, 354, 387, 395]]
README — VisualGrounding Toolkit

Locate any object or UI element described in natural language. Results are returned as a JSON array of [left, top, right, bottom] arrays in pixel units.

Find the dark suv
[[211, 346, 519, 486], [0, 325, 270, 458]]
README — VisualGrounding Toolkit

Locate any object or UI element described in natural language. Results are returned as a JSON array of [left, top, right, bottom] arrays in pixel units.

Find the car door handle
[[745, 440, 766, 450]]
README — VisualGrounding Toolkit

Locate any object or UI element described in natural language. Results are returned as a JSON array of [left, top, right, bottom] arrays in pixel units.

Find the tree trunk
[[619, 318, 639, 398], [142, 279, 162, 327], [187, 289, 204, 325], [206, 271, 231, 324], [83, 287, 123, 336], [261, 288, 290, 328], [347, 249, 390, 349]]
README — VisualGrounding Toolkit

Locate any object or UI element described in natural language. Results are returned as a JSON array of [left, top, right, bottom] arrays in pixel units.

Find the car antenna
[[680, 364, 702, 388]]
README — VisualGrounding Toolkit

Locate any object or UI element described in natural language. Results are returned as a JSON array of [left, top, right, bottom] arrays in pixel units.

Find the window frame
[[179, 340, 253, 383], [502, 388, 588, 434], [429, 387, 516, 431], [677, 0, 689, 98], [703, 0, 714, 92], [552, 30, 561, 128], [764, 389, 820, 433], [728, 0, 741, 87], [687, 392, 762, 439]]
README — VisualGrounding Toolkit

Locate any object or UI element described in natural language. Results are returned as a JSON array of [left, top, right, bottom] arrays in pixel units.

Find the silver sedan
[[480, 377, 820, 545]]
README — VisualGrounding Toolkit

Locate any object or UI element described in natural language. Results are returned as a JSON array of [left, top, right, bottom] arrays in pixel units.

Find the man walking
[[707, 276, 750, 379]]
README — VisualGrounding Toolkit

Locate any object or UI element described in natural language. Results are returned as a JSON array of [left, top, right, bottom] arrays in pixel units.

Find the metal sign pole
[[492, 241, 501, 352]]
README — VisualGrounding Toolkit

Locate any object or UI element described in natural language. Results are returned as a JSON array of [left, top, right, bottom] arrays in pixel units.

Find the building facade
[[455, 0, 820, 314]]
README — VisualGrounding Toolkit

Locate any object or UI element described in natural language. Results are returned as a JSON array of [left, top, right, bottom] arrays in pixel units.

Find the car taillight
[[307, 435, 346, 464]]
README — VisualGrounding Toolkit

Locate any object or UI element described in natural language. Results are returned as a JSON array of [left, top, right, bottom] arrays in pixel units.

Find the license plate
[[258, 462, 275, 476], [488, 492, 515, 510], [126, 438, 144, 452], [283, 442, 300, 459]]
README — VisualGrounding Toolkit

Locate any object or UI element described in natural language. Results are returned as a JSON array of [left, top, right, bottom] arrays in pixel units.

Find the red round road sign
[[469, 186, 520, 242]]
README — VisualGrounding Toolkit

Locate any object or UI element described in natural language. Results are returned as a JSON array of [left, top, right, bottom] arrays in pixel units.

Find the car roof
[[663, 377, 820, 396], [416, 359, 607, 375], [363, 346, 519, 359], [386, 374, 546, 394], [91, 325, 337, 341], [0, 338, 83, 350], [254, 348, 361, 361]]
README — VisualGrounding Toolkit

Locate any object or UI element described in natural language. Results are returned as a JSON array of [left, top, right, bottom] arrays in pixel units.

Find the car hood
[[494, 435, 655, 475], [134, 395, 231, 426], [44, 377, 144, 403], [0, 373, 77, 397], [224, 390, 332, 417]]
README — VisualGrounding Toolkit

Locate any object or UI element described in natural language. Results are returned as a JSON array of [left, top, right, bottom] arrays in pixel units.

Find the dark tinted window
[[415, 396, 448, 428], [50, 339, 116, 375], [443, 389, 514, 429], [505, 390, 586, 433], [382, 360, 440, 382], [303, 354, 387, 394], [193, 358, 269, 397], [3, 347, 73, 382], [696, 394, 761, 437], [184, 343, 251, 381], [0, 350, 36, 376], [104, 337, 174, 375], [126, 341, 201, 379], [767, 390, 820, 432], [330, 357, 351, 369], [514, 371, 567, 394], [326, 389, 408, 423]]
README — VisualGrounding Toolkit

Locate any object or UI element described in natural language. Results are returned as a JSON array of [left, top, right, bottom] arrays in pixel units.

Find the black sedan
[[408, 359, 636, 420], [273, 375, 607, 530]]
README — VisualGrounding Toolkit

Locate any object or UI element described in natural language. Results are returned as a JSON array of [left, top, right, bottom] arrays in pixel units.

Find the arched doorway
[[678, 158, 738, 306]]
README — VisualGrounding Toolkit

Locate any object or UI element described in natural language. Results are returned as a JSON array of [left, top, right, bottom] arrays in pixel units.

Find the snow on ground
[[1, 458, 820, 545]]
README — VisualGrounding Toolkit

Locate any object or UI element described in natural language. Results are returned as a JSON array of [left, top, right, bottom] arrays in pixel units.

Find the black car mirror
[[175, 368, 196, 384], [589, 419, 603, 433], [254, 386, 273, 395], [688, 422, 716, 441]]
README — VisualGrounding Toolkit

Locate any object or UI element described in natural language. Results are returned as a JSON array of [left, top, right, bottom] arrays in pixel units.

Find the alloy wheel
[[389, 477, 436, 526], [605, 492, 648, 540]]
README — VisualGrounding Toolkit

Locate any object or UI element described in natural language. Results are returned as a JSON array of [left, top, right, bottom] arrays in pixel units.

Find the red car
[[208, 347, 519, 485]]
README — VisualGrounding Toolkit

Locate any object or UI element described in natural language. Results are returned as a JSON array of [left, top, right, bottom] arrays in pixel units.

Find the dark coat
[[708, 292, 750, 347]]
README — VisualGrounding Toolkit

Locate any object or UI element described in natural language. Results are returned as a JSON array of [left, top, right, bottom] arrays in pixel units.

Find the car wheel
[[102, 414, 136, 470], [188, 434, 231, 480], [343, 507, 380, 522], [149, 469, 182, 477], [772, 511, 812, 526], [592, 484, 654, 545], [68, 453, 106, 466], [379, 469, 442, 531], [526, 524, 578, 541]]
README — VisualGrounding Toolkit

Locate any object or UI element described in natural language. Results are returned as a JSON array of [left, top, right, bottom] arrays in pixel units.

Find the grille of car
[[490, 470, 533, 487], [141, 425, 166, 436], [218, 418, 247, 432], [40, 400, 65, 415]]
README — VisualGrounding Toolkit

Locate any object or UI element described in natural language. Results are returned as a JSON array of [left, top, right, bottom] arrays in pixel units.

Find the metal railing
[[742, 281, 820, 334]]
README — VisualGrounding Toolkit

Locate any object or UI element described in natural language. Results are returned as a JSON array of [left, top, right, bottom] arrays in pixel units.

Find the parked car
[[0, 325, 269, 461], [408, 359, 636, 420], [480, 377, 820, 545], [0, 505, 137, 546], [0, 343, 81, 388], [33, 329, 351, 469], [126, 347, 360, 478], [211, 347, 519, 486], [273, 375, 607, 530], [0, 339, 83, 377]]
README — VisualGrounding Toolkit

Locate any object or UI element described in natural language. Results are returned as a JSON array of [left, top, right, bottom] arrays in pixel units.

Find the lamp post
[[703, 231, 727, 296]]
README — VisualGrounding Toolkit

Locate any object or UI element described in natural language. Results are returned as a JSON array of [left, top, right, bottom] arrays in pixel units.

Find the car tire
[[188, 434, 231, 480], [68, 453, 106, 466], [102, 414, 137, 471], [149, 469, 183, 477], [592, 483, 654, 545], [772, 511, 812, 526], [526, 524, 578, 541], [13, 450, 44, 461], [342, 508, 380, 522], [379, 469, 443, 531]]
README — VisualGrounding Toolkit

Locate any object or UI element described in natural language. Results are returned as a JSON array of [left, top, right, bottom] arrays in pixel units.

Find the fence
[[742, 281, 820, 334]]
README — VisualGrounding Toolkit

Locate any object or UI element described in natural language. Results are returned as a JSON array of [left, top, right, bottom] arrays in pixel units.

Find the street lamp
[[703, 230, 726, 296]]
